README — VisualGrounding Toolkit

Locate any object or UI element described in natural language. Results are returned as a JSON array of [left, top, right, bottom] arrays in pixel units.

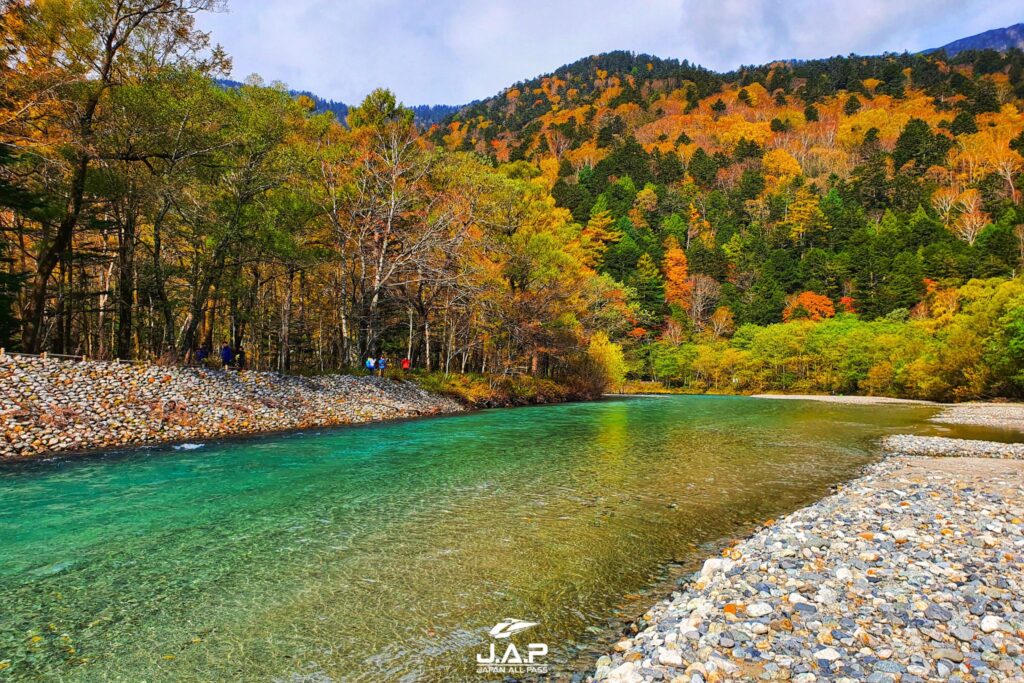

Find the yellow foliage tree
[[782, 187, 826, 242], [588, 332, 627, 392], [762, 149, 803, 191]]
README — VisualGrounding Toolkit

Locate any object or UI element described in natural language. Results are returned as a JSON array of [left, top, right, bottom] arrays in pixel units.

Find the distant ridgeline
[[926, 23, 1024, 56], [215, 78, 460, 127]]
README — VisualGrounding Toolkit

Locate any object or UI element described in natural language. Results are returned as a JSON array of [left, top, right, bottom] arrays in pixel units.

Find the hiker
[[401, 357, 411, 371], [220, 341, 234, 369], [377, 354, 388, 376], [365, 356, 376, 373], [196, 343, 210, 365], [235, 345, 247, 370]]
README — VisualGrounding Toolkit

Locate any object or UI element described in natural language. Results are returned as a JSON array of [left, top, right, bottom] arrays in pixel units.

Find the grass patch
[[410, 372, 588, 407]]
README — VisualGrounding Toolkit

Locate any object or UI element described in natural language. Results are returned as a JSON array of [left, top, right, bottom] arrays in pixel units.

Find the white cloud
[[197, 0, 1024, 104]]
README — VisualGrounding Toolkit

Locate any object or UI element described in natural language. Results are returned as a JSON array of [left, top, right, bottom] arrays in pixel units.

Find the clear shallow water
[[0, 396, 966, 681]]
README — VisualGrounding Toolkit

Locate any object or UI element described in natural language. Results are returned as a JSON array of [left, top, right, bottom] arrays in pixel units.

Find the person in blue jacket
[[377, 354, 388, 376], [365, 356, 376, 373], [220, 341, 234, 369]]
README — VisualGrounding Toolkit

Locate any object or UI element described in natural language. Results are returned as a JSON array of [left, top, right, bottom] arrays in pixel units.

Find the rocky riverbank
[[590, 455, 1024, 683], [932, 403, 1024, 432], [0, 354, 464, 459], [883, 435, 1024, 460]]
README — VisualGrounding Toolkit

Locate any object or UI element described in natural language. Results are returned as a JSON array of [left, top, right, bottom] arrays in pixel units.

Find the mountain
[[419, 41, 1022, 336], [215, 79, 460, 127], [430, 46, 1011, 173], [929, 23, 1024, 55]]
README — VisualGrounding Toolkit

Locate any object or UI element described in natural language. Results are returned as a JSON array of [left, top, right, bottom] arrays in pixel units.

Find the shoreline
[[9, 359, 1022, 462], [587, 441, 1024, 683], [0, 408, 474, 469], [753, 395, 1024, 436], [751, 393, 938, 406]]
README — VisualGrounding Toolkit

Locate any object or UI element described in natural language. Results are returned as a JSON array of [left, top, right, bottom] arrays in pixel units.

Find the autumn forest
[[3, 1, 1024, 401]]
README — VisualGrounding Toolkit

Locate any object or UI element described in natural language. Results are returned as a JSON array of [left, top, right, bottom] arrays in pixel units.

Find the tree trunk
[[24, 154, 90, 352], [150, 200, 176, 359], [178, 251, 226, 358], [279, 269, 294, 372], [406, 308, 414, 360], [116, 211, 136, 359], [424, 318, 431, 372]]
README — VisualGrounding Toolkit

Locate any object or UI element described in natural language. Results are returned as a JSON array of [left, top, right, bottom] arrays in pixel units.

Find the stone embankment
[[591, 453, 1024, 682], [0, 354, 463, 459]]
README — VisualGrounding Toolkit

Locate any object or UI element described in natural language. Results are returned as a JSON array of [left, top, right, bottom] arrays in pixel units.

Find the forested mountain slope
[[426, 48, 1024, 397]]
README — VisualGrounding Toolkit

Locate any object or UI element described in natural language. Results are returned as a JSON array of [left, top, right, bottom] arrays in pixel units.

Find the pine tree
[[633, 253, 666, 315], [844, 95, 862, 116], [581, 195, 622, 266]]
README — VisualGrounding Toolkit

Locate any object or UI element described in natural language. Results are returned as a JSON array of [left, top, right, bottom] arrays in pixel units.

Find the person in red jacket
[[401, 357, 411, 371]]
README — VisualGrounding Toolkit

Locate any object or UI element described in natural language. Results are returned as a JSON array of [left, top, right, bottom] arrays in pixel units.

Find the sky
[[196, 0, 1023, 106]]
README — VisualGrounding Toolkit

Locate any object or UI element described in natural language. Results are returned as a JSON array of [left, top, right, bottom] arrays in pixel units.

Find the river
[[0, 396, 993, 681]]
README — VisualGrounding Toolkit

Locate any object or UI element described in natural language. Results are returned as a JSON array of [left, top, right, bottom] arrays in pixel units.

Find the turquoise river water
[[0, 396, 1001, 681]]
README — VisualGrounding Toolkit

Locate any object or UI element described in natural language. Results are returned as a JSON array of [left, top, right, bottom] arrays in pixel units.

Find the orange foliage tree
[[783, 292, 836, 321], [662, 236, 691, 310]]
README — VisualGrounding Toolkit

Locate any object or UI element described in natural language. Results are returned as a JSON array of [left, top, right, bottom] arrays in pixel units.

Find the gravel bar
[[589, 457, 1024, 683], [0, 354, 463, 459], [883, 435, 1024, 460], [932, 404, 1024, 432]]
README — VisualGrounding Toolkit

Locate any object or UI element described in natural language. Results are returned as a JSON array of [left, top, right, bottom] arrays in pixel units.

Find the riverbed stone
[[746, 602, 772, 618], [951, 626, 975, 642], [981, 615, 1003, 633]]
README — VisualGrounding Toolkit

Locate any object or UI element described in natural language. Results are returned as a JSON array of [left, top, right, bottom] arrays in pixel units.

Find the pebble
[[746, 603, 772, 618], [814, 647, 841, 661], [932, 648, 965, 663], [981, 615, 1003, 633], [951, 626, 975, 642]]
